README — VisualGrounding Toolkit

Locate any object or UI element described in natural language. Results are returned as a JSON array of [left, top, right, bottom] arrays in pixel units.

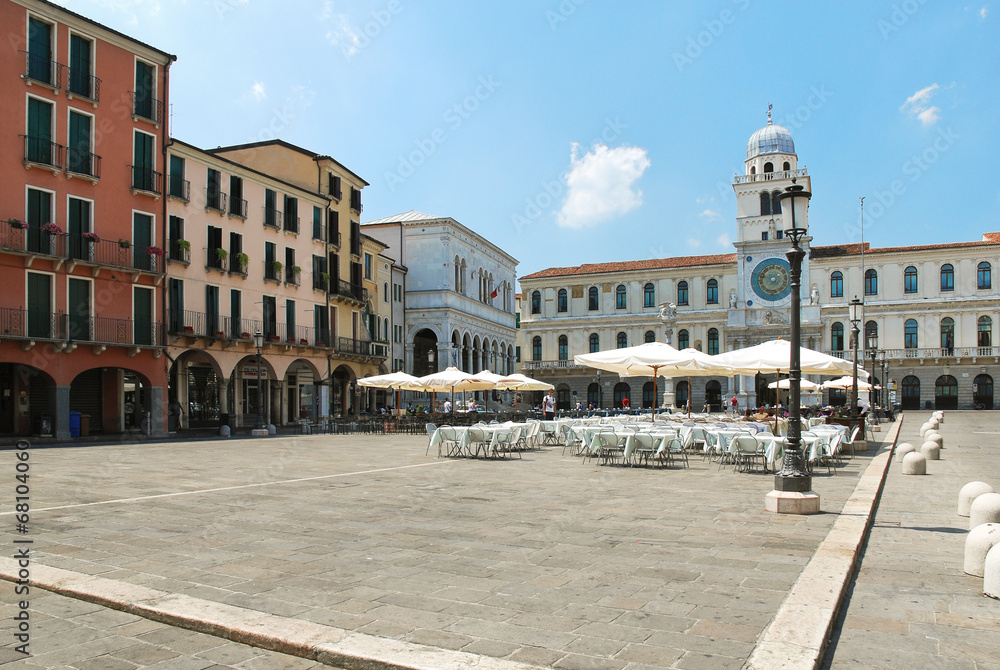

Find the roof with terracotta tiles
[[811, 233, 1000, 259], [520, 253, 737, 280]]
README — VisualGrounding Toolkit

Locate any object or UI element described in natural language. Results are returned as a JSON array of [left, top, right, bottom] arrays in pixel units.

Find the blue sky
[[61, 0, 998, 283]]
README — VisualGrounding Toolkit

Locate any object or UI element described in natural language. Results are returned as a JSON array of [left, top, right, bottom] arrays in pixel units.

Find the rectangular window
[[169, 216, 185, 262], [312, 206, 323, 240], [263, 296, 277, 339], [66, 197, 91, 261], [207, 225, 224, 270], [68, 33, 95, 99], [328, 209, 340, 245], [265, 241, 277, 280], [285, 300, 295, 340], [132, 212, 153, 271], [26, 97, 55, 166], [284, 195, 298, 232], [133, 60, 157, 122], [350, 186, 362, 212], [27, 272, 53, 338], [229, 175, 245, 217], [206, 285, 219, 335], [168, 278, 183, 332], [831, 273, 843, 298], [229, 232, 243, 274], [329, 174, 342, 199], [230, 289, 242, 339], [264, 189, 279, 228], [761, 232, 769, 241], [27, 17, 54, 85], [314, 305, 330, 346], [133, 286, 153, 345], [206, 168, 223, 211], [285, 248, 296, 284], [26, 187, 53, 254], [169, 155, 187, 200], [67, 110, 95, 177], [312, 254, 327, 291], [364, 253, 373, 280], [132, 131, 157, 193]]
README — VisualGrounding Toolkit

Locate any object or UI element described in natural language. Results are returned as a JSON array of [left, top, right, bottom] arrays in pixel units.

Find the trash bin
[[79, 414, 90, 437], [69, 411, 81, 438]]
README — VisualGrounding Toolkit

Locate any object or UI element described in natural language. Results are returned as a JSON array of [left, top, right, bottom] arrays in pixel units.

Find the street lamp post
[[253, 331, 265, 431], [867, 332, 879, 407], [849, 297, 862, 437], [879, 349, 888, 410], [766, 180, 818, 514]]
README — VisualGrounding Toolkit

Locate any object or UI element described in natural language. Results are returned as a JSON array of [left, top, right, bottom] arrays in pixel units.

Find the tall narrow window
[[940, 317, 955, 351], [831, 322, 844, 351], [530, 290, 541, 314], [285, 299, 295, 340], [133, 60, 156, 121], [265, 242, 277, 280], [67, 197, 91, 261], [169, 155, 187, 200], [133, 286, 153, 345], [27, 272, 52, 338], [206, 285, 219, 335], [132, 213, 153, 271], [168, 216, 185, 262], [617, 332, 628, 348], [904, 266, 918, 294], [557, 288, 567, 313], [230, 289, 242, 339], [558, 335, 568, 361], [864, 269, 878, 296], [531, 336, 542, 361], [707, 328, 719, 355], [206, 168, 223, 211], [67, 278, 91, 341], [26, 188, 53, 254], [677, 281, 689, 306], [312, 206, 323, 240], [26, 97, 54, 166], [677, 330, 689, 350], [588, 286, 599, 310], [979, 316, 992, 348], [759, 192, 771, 216], [67, 111, 94, 177], [904, 319, 919, 349], [940, 264, 954, 291], [264, 189, 279, 228], [229, 232, 243, 274], [978, 262, 992, 290], [830, 271, 843, 298], [589, 333, 600, 353], [616, 285, 627, 309], [643, 282, 655, 307], [68, 33, 96, 99], [27, 18, 54, 84], [168, 278, 183, 332], [706, 279, 719, 304], [132, 131, 156, 192], [229, 176, 245, 217], [284, 195, 299, 233]]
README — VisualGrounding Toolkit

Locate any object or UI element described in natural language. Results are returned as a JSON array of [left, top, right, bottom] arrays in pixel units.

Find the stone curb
[[0, 561, 546, 670], [743, 417, 903, 670]]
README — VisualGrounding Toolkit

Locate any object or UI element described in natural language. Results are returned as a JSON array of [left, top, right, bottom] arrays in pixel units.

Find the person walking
[[542, 389, 556, 419]]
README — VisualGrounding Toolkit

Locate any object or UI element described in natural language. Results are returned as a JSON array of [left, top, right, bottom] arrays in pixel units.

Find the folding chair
[[424, 423, 438, 455], [666, 437, 688, 468]]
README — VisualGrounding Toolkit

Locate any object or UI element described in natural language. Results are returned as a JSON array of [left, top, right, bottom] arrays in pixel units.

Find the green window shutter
[[133, 287, 153, 345], [27, 273, 52, 338], [68, 278, 91, 341]]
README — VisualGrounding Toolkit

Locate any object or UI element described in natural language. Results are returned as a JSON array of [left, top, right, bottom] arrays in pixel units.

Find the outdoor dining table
[[429, 423, 527, 458]]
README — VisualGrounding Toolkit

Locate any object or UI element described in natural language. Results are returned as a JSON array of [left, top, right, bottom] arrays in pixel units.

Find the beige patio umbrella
[[768, 377, 821, 410], [474, 369, 506, 414], [821, 376, 873, 390], [357, 371, 420, 421], [495, 373, 554, 413], [411, 366, 494, 412], [575, 342, 733, 418]]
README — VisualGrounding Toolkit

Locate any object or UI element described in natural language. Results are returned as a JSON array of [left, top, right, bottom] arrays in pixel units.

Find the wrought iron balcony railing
[[21, 135, 63, 169], [205, 189, 227, 213], [229, 197, 248, 219], [0, 307, 164, 347], [168, 176, 190, 201], [66, 148, 101, 179], [131, 91, 163, 124], [20, 51, 59, 88], [130, 166, 163, 195], [264, 208, 282, 230], [66, 67, 101, 101]]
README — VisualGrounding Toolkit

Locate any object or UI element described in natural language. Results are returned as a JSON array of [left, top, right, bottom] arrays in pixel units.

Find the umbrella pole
[[652, 366, 659, 422], [774, 370, 779, 434], [687, 375, 691, 418]]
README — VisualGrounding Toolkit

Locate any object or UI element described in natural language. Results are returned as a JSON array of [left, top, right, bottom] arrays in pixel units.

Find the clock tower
[[728, 108, 823, 403]]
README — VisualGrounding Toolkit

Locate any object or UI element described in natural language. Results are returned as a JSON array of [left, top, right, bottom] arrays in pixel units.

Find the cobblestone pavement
[[823, 412, 1000, 670], [2, 427, 882, 669]]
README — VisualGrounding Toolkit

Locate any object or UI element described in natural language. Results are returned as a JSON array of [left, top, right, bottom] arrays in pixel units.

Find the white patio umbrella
[[474, 369, 506, 413], [768, 378, 821, 390], [821, 376, 873, 390], [495, 373, 554, 413], [411, 366, 494, 412], [357, 371, 419, 418], [575, 343, 733, 417]]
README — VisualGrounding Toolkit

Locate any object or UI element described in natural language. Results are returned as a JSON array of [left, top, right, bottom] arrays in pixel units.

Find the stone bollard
[[959, 482, 996, 516], [925, 433, 943, 448], [267, 424, 277, 435], [970, 493, 1000, 530], [920, 442, 941, 460], [933, 411, 945, 423], [895, 443, 916, 462], [902, 452, 926, 475], [919, 422, 934, 438], [985, 544, 1000, 599], [964, 523, 1000, 577], [219, 425, 231, 437]]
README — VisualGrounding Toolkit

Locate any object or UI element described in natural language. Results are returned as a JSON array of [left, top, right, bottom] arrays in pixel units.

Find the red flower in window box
[[146, 246, 164, 256], [268, 335, 280, 342], [240, 332, 251, 339], [286, 337, 296, 343], [215, 330, 225, 338], [300, 338, 308, 345], [183, 326, 194, 333]]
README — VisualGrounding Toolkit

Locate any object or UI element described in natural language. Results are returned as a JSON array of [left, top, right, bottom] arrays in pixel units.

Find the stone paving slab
[[822, 412, 1000, 669], [1, 429, 879, 668]]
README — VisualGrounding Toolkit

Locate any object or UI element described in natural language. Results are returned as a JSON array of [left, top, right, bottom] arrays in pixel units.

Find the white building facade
[[519, 114, 1000, 412]]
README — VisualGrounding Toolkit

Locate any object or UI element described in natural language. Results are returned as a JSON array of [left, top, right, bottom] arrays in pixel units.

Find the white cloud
[[556, 143, 650, 229], [716, 233, 732, 248], [699, 208, 722, 221], [250, 81, 266, 101], [981, 6, 989, 18], [324, 12, 362, 57], [686, 237, 703, 248], [901, 83, 943, 125]]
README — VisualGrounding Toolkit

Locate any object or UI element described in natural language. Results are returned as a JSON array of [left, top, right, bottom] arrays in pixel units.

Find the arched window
[[383, 282, 388, 302], [935, 375, 958, 410], [759, 192, 771, 216], [831, 271, 843, 298], [587, 383, 600, 408], [617, 332, 628, 349], [707, 328, 720, 355], [706, 279, 719, 304], [979, 316, 992, 348], [589, 332, 600, 353], [642, 381, 655, 408], [558, 334, 568, 361], [588, 286, 599, 311], [557, 288, 568, 313], [904, 266, 918, 294], [530, 290, 541, 314], [974, 374, 994, 409], [644, 330, 656, 343], [613, 382, 631, 409], [865, 269, 878, 296], [831, 322, 845, 352], [864, 320, 878, 348], [904, 319, 919, 350], [677, 329, 689, 350], [677, 281, 689, 305], [705, 380, 722, 411], [978, 262, 992, 290], [901, 375, 921, 410], [940, 264, 954, 292], [531, 336, 541, 361], [763, 162, 773, 173], [771, 190, 781, 213], [750, 165, 756, 175], [782, 161, 791, 171], [615, 284, 627, 309], [675, 380, 689, 409], [556, 386, 571, 410], [940, 317, 955, 352], [643, 282, 655, 307]]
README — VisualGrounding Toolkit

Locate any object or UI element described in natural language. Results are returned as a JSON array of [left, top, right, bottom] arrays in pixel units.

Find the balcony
[[207, 250, 228, 273], [285, 268, 301, 286], [205, 189, 227, 214], [1, 227, 162, 274], [229, 255, 248, 277], [313, 274, 329, 292], [167, 310, 331, 348], [21, 135, 63, 171], [521, 360, 588, 372], [332, 279, 367, 303], [336, 337, 388, 359], [284, 215, 300, 234], [329, 231, 341, 247], [130, 91, 163, 125], [827, 347, 1000, 363], [229, 198, 248, 219], [66, 67, 101, 102], [734, 168, 808, 185], [264, 262, 282, 283], [19, 51, 59, 89], [264, 208, 282, 230], [168, 176, 190, 201], [130, 166, 163, 196], [66, 148, 101, 180], [0, 306, 164, 348], [167, 240, 190, 265]]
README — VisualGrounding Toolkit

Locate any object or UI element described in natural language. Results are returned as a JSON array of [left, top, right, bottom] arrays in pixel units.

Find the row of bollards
[[897, 411, 946, 474]]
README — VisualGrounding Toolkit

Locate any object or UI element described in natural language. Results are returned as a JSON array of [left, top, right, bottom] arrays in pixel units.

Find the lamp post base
[[765, 489, 820, 515], [251, 428, 270, 437]]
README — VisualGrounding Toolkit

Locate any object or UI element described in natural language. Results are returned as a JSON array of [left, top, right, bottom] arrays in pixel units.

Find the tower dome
[[746, 109, 794, 159]]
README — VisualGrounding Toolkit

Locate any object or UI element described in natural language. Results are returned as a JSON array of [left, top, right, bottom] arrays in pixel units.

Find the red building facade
[[0, 0, 175, 438]]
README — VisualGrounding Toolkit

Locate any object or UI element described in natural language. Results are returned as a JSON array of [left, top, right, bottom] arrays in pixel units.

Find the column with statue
[[658, 303, 677, 408]]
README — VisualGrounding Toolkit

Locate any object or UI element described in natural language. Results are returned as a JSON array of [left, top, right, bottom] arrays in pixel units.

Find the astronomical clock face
[[746, 255, 792, 305]]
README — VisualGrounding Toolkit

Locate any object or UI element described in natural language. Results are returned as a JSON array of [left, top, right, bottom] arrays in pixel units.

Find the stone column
[[54, 385, 71, 440], [149, 385, 165, 436]]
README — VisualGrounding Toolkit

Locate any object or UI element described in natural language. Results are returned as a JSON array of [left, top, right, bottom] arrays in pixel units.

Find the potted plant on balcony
[[215, 248, 228, 264], [147, 246, 164, 256], [240, 331, 251, 340], [291, 265, 301, 276], [118, 239, 131, 249], [82, 232, 100, 243], [183, 325, 195, 334], [7, 218, 27, 230], [234, 252, 249, 272], [268, 333, 281, 342], [299, 338, 309, 345], [41, 222, 63, 235], [286, 336, 297, 344], [215, 330, 225, 338], [271, 260, 283, 279], [175, 238, 191, 252]]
